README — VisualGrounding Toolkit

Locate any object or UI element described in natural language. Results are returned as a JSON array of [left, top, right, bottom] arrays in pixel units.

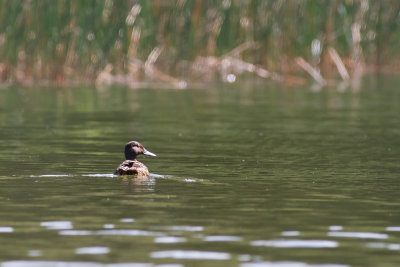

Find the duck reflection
[[119, 175, 156, 193]]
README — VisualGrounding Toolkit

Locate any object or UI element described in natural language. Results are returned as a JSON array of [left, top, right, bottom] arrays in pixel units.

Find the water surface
[[0, 78, 400, 266]]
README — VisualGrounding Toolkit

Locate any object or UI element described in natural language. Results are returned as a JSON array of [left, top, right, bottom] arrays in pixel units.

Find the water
[[0, 78, 400, 267]]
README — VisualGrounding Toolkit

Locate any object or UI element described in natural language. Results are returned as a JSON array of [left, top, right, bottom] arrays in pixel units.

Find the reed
[[0, 0, 399, 87]]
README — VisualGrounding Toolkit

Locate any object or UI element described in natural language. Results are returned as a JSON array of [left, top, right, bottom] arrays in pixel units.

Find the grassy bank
[[0, 0, 400, 87]]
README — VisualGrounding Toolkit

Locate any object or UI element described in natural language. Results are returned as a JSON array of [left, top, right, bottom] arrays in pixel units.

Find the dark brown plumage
[[114, 141, 156, 176]]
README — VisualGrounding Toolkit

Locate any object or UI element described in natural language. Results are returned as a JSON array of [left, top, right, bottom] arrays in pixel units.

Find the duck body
[[114, 159, 150, 176], [114, 141, 156, 176]]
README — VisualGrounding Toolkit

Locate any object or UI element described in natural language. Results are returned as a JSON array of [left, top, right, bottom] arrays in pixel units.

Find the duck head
[[124, 141, 156, 160]]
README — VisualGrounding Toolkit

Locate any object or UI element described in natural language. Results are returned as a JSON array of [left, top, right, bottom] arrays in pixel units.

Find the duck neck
[[124, 149, 137, 161]]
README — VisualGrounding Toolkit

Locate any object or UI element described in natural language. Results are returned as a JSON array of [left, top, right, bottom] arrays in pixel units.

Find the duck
[[114, 141, 156, 176]]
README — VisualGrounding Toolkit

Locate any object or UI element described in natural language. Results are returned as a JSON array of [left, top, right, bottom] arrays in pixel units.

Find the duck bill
[[143, 149, 157, 157]]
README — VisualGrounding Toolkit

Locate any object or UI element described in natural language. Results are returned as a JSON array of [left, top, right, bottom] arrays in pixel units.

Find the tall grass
[[0, 0, 399, 86]]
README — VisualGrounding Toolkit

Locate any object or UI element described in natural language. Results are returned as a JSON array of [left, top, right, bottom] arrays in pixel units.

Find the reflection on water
[[386, 226, 400, 231], [0, 260, 351, 267], [0, 227, 13, 233], [154, 236, 187, 243], [119, 176, 156, 193], [119, 218, 135, 223], [327, 232, 388, 239], [155, 226, 204, 232], [27, 251, 42, 257], [250, 240, 338, 248], [328, 226, 343, 231], [240, 262, 349, 267], [366, 242, 400, 250], [1, 262, 155, 267], [75, 247, 110, 255], [203, 235, 243, 242], [1, 79, 400, 266], [103, 224, 115, 229], [150, 250, 231, 260], [59, 229, 164, 237], [82, 174, 116, 178], [281, 231, 300, 237], [30, 174, 71, 178], [40, 221, 73, 230]]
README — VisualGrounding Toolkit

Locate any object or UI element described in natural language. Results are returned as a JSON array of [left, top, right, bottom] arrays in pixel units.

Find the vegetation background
[[0, 0, 399, 87]]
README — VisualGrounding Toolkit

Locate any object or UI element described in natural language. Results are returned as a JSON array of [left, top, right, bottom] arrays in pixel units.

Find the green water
[[0, 78, 400, 267]]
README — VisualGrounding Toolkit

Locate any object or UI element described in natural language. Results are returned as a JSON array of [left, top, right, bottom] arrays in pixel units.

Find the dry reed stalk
[[295, 57, 326, 86], [144, 47, 186, 87], [328, 47, 350, 81]]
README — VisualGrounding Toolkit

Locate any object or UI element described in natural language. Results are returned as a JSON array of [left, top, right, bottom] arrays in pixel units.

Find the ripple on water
[[82, 174, 116, 178], [154, 236, 187, 243], [281, 231, 300, 237], [0, 226, 14, 233], [327, 232, 388, 239], [1, 261, 153, 267], [150, 250, 231, 260], [40, 221, 73, 230], [103, 224, 115, 229], [59, 230, 92, 236], [386, 226, 400, 232], [329, 226, 343, 231], [59, 229, 164, 236], [241, 262, 349, 267], [250, 240, 338, 248], [156, 226, 204, 232], [366, 242, 400, 250], [27, 250, 42, 257], [203, 235, 243, 242], [120, 218, 135, 223], [75, 246, 110, 255], [149, 173, 171, 178], [30, 174, 70, 178]]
